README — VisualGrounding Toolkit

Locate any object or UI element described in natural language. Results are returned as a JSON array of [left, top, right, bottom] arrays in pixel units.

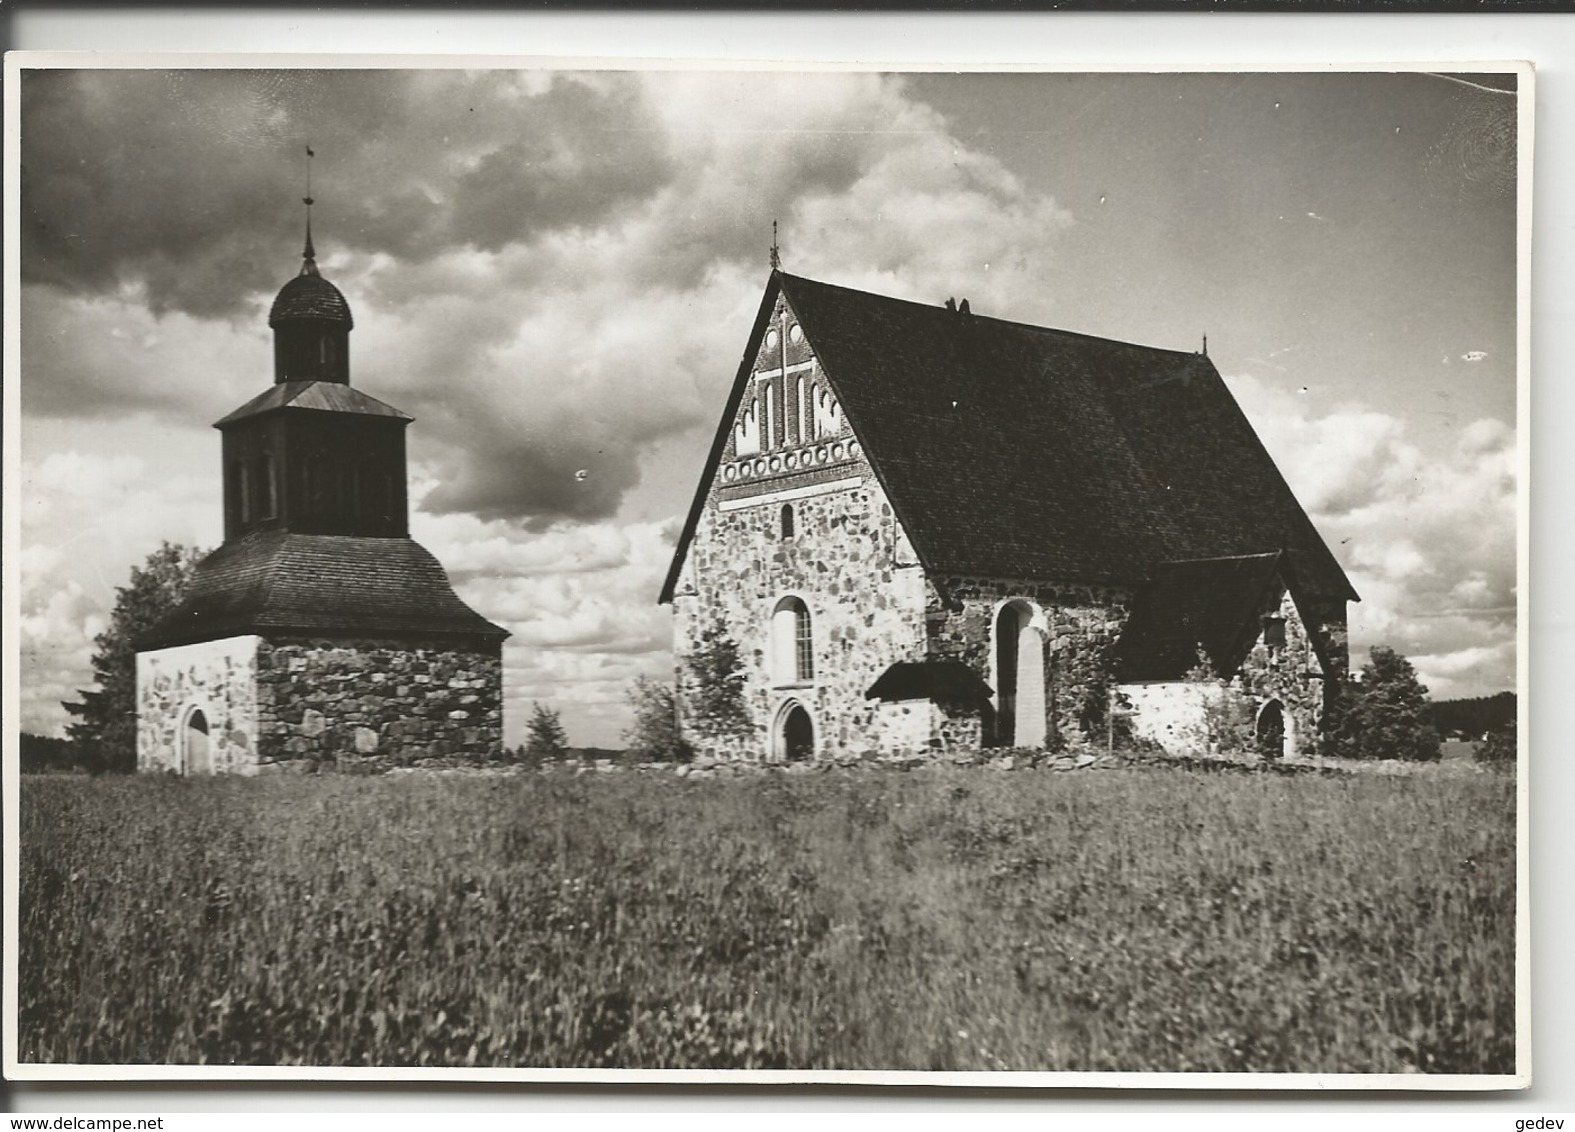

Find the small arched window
[[236, 461, 252, 525], [258, 452, 278, 519], [772, 596, 813, 684], [227, 461, 246, 526], [781, 503, 795, 539]]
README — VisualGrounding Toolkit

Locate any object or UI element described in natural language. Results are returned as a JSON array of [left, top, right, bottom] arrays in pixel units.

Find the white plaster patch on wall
[[874, 699, 936, 756], [1120, 680, 1215, 754], [136, 635, 263, 775]]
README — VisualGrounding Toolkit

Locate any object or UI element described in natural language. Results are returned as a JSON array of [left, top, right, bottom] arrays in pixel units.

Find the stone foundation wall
[[255, 637, 503, 768], [926, 576, 1132, 748], [136, 636, 263, 775]]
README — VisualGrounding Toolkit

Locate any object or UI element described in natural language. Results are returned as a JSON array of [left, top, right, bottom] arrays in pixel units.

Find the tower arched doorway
[[773, 700, 815, 762], [183, 708, 212, 776], [994, 600, 1047, 748], [1256, 699, 1286, 759]]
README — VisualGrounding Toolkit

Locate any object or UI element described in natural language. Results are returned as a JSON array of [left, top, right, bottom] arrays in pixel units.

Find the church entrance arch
[[1256, 699, 1286, 759], [773, 700, 816, 762], [993, 600, 1047, 748], [182, 707, 212, 776]]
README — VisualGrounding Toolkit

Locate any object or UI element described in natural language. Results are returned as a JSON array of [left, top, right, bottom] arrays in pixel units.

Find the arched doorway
[[183, 708, 212, 776], [1256, 699, 1286, 759], [774, 700, 815, 762], [994, 601, 1047, 748]]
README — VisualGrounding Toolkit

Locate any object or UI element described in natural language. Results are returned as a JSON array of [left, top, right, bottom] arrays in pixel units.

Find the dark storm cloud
[[20, 69, 674, 317], [419, 427, 643, 529]]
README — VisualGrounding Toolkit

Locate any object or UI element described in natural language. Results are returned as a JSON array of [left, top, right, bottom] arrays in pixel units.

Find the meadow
[[17, 763, 1516, 1074]]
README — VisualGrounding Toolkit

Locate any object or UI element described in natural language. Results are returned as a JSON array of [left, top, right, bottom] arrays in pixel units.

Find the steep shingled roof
[[137, 530, 508, 649], [1110, 553, 1287, 682], [661, 272, 1355, 605]]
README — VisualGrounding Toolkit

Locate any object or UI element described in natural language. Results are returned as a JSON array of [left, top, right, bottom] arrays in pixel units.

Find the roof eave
[[659, 270, 785, 605]]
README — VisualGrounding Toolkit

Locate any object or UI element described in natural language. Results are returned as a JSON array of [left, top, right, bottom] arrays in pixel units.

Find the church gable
[[715, 292, 865, 513]]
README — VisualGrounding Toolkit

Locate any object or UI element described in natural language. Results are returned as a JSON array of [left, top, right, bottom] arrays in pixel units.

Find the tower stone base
[[137, 635, 503, 774]]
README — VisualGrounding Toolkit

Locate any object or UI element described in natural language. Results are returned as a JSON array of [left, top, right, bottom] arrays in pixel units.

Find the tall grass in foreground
[[19, 767, 1515, 1073]]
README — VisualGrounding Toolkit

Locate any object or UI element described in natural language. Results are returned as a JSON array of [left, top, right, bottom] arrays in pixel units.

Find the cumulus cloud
[[22, 69, 1076, 529], [410, 494, 675, 746], [1226, 372, 1517, 698], [17, 443, 222, 735]]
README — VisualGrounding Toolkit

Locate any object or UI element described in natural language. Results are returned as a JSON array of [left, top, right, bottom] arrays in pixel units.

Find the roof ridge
[[1154, 551, 1285, 566], [777, 271, 1200, 358]]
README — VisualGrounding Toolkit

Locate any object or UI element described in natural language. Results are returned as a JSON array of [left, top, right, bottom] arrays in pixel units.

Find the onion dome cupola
[[269, 201, 353, 385]]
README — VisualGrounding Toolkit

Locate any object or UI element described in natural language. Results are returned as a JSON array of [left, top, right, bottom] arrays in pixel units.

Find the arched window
[[258, 452, 277, 519], [772, 596, 813, 684], [227, 461, 245, 527], [236, 461, 252, 525], [781, 503, 795, 539]]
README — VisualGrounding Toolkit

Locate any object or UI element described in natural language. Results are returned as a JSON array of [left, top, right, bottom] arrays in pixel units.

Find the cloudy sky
[[15, 66, 1520, 747]]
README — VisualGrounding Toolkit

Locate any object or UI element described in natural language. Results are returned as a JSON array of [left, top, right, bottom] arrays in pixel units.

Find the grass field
[[17, 764, 1516, 1074]]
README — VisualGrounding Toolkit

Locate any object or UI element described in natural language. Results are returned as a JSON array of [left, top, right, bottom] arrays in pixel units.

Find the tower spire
[[300, 144, 319, 277], [770, 220, 780, 271]]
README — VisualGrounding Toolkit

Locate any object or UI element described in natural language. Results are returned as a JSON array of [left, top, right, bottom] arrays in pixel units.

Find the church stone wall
[[137, 636, 264, 775], [1119, 586, 1328, 757], [254, 638, 503, 769], [673, 461, 929, 761], [925, 577, 1133, 748], [1232, 585, 1325, 757]]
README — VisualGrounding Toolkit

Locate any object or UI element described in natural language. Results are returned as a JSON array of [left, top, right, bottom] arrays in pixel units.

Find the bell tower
[[135, 158, 507, 776], [214, 192, 410, 542]]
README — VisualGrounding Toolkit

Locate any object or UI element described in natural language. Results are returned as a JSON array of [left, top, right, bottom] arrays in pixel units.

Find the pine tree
[[523, 702, 570, 760], [63, 541, 206, 774], [1325, 645, 1441, 762]]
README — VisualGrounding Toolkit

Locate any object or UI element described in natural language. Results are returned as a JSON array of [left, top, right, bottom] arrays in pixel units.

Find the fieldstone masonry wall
[[1231, 585, 1325, 757], [1119, 585, 1331, 757], [673, 456, 929, 761], [137, 636, 264, 774], [926, 577, 1133, 747], [255, 637, 503, 768]]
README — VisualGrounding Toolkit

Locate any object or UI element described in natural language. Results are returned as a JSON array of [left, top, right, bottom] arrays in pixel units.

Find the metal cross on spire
[[300, 144, 319, 276], [770, 220, 780, 271]]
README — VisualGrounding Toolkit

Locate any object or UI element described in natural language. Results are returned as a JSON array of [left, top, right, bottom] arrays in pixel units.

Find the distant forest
[[1424, 692, 1517, 739]]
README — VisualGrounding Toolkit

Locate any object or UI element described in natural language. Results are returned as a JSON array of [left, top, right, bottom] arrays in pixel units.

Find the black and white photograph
[[6, 58, 1526, 1086]]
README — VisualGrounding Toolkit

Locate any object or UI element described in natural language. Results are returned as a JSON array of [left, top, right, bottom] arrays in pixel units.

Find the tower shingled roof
[[268, 272, 354, 329]]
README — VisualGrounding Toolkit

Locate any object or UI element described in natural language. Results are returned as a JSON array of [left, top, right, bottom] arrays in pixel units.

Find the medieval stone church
[[135, 226, 507, 774], [662, 271, 1356, 761]]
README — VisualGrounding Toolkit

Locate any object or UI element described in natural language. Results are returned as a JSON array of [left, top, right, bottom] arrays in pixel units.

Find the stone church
[[661, 270, 1357, 761], [135, 224, 507, 774]]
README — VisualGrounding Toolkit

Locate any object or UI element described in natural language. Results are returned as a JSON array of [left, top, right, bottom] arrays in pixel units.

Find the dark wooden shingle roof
[[661, 272, 1356, 605], [138, 530, 508, 649], [866, 660, 994, 704], [269, 271, 354, 328]]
